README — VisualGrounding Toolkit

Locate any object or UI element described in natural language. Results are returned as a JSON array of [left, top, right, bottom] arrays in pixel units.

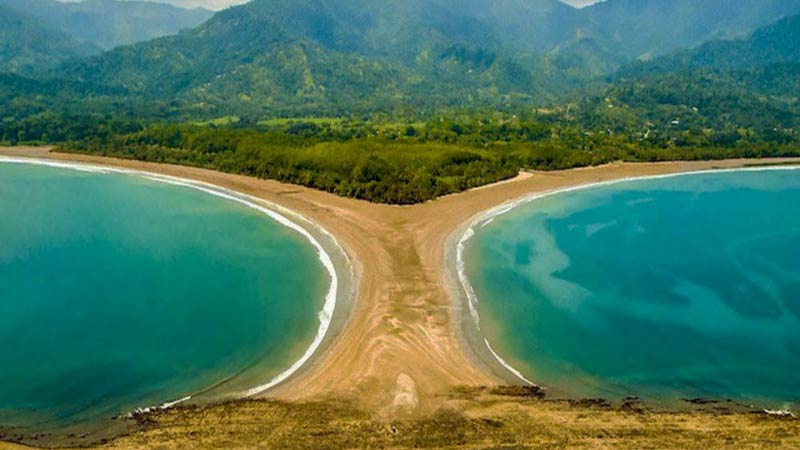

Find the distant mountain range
[[576, 0, 800, 59], [621, 13, 800, 76], [0, 0, 212, 74], [593, 12, 800, 144], [2, 0, 800, 117], [40, 0, 798, 117], [0, 4, 96, 75]]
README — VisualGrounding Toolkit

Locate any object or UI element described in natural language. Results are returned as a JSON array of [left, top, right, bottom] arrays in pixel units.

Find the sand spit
[[1, 146, 798, 448]]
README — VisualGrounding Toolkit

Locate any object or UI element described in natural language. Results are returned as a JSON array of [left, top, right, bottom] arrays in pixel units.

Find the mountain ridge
[[5, 0, 800, 119], [51, 0, 800, 113], [618, 13, 800, 77], [0, 5, 98, 75], [0, 0, 213, 50]]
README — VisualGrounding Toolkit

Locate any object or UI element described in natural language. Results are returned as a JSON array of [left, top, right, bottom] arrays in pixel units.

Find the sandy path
[[3, 146, 798, 416]]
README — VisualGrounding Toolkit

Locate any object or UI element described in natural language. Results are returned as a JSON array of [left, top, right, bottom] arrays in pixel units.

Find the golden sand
[[1, 146, 798, 449]]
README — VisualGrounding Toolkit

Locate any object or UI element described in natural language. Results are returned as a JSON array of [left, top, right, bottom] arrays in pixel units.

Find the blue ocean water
[[0, 163, 329, 431], [465, 169, 800, 409]]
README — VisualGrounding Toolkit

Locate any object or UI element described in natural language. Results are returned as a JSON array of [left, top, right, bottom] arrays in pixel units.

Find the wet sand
[[1, 146, 799, 448]]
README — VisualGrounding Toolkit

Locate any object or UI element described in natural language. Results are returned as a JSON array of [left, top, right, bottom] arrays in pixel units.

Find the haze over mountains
[[110, 0, 249, 9], [0, 4, 97, 75], [594, 13, 800, 138], [1, 0, 799, 205], [25, 0, 792, 117], [624, 14, 800, 75], [576, 0, 800, 58], [1, 0, 799, 119], [0, 0, 212, 74]]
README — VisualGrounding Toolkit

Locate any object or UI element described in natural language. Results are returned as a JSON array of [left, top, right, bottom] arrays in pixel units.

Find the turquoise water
[[464, 169, 800, 409], [0, 163, 329, 432]]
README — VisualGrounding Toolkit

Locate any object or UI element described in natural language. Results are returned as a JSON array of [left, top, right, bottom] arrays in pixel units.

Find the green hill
[[611, 13, 800, 104], [580, 0, 800, 60], [0, 5, 97, 75], [48, 0, 800, 119], [3, 2, 800, 204], [620, 14, 800, 76], [57, 0, 579, 117], [584, 14, 800, 152]]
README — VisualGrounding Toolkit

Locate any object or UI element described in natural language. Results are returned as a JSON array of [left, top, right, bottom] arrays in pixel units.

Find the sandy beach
[[1, 146, 799, 449]]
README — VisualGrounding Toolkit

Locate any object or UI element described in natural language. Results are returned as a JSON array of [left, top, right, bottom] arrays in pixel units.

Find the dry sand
[[1, 146, 799, 448]]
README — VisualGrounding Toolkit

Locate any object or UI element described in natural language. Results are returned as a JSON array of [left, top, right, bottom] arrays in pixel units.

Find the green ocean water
[[465, 169, 800, 409], [0, 163, 329, 432]]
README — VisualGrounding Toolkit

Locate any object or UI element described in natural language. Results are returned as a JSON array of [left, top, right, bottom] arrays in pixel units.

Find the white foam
[[454, 163, 800, 387], [0, 157, 112, 173], [764, 409, 796, 418], [0, 156, 351, 404], [128, 396, 192, 418], [483, 339, 537, 387]]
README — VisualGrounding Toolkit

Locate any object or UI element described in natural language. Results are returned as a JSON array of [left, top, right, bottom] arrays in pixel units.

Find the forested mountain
[[584, 13, 800, 153], [579, 0, 800, 60], [609, 12, 800, 108], [46, 0, 800, 119], [3, 1, 800, 204], [620, 14, 800, 76], [57, 0, 574, 116], [0, 5, 97, 75], [0, 0, 212, 51]]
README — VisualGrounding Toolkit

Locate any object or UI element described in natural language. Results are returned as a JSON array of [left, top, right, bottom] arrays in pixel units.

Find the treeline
[[58, 121, 800, 204], [0, 113, 145, 144], [60, 125, 520, 204], [5, 58, 800, 204]]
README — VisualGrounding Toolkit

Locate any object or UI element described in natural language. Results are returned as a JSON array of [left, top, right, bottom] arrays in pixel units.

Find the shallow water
[[0, 163, 329, 431], [464, 169, 800, 409]]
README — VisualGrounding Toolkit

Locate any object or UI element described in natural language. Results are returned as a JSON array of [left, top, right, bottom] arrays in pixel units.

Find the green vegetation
[[37, 0, 800, 117], [0, 0, 212, 52], [2, 1, 799, 204], [60, 124, 519, 204], [7, 386, 797, 449], [57, 108, 800, 204], [0, 5, 96, 76]]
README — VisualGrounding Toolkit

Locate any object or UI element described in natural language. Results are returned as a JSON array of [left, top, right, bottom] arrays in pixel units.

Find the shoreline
[[446, 164, 800, 405], [0, 156, 357, 429], [2, 146, 800, 448]]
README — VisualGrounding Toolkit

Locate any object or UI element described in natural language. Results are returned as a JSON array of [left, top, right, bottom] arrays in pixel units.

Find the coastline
[[0, 156, 357, 426], [2, 146, 800, 448], [446, 164, 800, 394]]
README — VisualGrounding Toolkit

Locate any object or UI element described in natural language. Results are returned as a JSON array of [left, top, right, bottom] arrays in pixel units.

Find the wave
[[0, 156, 352, 410], [454, 164, 800, 388], [124, 396, 193, 419], [483, 339, 537, 386], [764, 409, 796, 418]]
